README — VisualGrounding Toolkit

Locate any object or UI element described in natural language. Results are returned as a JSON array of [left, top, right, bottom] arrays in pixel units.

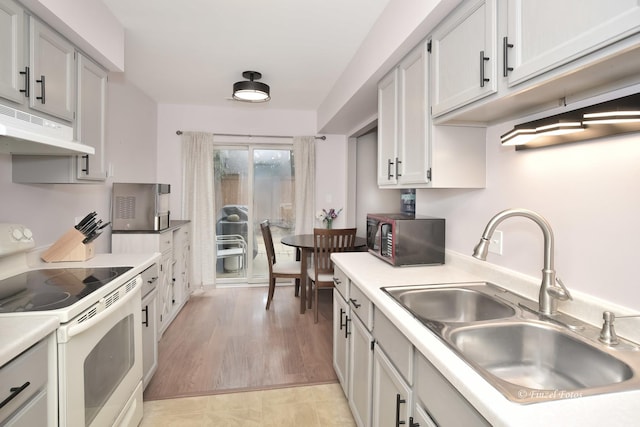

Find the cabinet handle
[[349, 298, 361, 309], [344, 316, 351, 339], [387, 158, 394, 179], [333, 277, 341, 285], [19, 66, 30, 97], [0, 382, 30, 409], [36, 75, 46, 104], [395, 157, 402, 178], [503, 37, 514, 77], [81, 154, 90, 174], [409, 417, 420, 427], [339, 308, 346, 331], [142, 305, 149, 327], [395, 393, 407, 426], [479, 51, 490, 87]]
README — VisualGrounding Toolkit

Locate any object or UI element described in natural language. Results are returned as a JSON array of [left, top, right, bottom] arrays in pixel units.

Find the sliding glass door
[[214, 145, 296, 284]]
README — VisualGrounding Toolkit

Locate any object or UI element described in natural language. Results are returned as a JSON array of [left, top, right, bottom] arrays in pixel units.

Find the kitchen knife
[[83, 230, 103, 244], [82, 219, 102, 238], [75, 212, 96, 231]]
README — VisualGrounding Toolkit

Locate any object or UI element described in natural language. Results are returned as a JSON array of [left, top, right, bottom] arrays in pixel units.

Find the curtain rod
[[175, 130, 326, 140]]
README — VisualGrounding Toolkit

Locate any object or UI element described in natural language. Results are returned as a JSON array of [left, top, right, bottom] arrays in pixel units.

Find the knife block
[[41, 228, 96, 262]]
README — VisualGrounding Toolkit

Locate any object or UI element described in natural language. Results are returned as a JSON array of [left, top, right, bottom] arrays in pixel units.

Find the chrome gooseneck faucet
[[472, 208, 572, 316]]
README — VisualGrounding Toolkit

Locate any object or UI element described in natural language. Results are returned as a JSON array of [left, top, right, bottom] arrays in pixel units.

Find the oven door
[[57, 277, 143, 427]]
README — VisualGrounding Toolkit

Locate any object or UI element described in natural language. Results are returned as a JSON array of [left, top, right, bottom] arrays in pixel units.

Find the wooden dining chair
[[307, 227, 357, 323], [260, 220, 303, 310]]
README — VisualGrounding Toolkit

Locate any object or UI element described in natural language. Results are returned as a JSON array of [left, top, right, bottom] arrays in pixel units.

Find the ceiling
[[101, 0, 391, 111]]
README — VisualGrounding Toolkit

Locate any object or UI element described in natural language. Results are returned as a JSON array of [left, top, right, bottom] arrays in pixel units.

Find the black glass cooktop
[[0, 267, 132, 313]]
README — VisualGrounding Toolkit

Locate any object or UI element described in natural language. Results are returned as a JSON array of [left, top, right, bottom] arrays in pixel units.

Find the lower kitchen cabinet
[[415, 352, 490, 427], [141, 283, 158, 389], [0, 336, 54, 427], [372, 345, 412, 427], [112, 221, 191, 338], [349, 313, 373, 427], [333, 266, 490, 427], [332, 266, 374, 427], [332, 290, 350, 396]]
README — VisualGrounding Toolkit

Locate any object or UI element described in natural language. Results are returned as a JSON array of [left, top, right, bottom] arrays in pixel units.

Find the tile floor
[[140, 383, 356, 427]]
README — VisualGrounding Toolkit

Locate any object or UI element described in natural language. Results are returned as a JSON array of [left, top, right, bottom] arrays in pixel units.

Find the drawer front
[[333, 266, 348, 300], [349, 283, 373, 330], [159, 231, 173, 254], [0, 339, 48, 422], [415, 352, 490, 427], [374, 309, 413, 384]]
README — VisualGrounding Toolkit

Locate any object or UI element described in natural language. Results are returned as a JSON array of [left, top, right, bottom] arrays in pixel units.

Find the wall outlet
[[488, 230, 503, 255]]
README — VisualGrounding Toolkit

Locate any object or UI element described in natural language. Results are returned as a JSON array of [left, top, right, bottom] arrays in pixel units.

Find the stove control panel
[[0, 223, 35, 256]]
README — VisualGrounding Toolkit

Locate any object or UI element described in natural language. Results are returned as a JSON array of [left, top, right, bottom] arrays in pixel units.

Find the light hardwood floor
[[144, 284, 337, 400]]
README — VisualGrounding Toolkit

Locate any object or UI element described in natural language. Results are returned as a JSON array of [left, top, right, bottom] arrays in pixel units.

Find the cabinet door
[[398, 43, 429, 185], [412, 404, 437, 427], [333, 291, 350, 397], [141, 288, 158, 389], [0, 0, 25, 104], [158, 252, 173, 335], [505, 0, 640, 86], [377, 68, 398, 186], [76, 54, 107, 180], [372, 345, 412, 427], [431, 0, 497, 117], [172, 225, 191, 300], [29, 17, 75, 121], [348, 315, 373, 427]]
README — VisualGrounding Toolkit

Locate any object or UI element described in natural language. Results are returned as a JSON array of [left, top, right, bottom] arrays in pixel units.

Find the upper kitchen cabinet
[[378, 45, 429, 187], [29, 17, 75, 122], [377, 68, 398, 186], [504, 0, 640, 87], [378, 41, 486, 189], [0, 0, 25, 104], [12, 53, 107, 183], [430, 0, 497, 117], [76, 53, 107, 181], [433, 0, 640, 124]]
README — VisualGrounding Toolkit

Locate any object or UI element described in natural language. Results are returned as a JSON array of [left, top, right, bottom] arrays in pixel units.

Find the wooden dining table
[[281, 234, 367, 314]]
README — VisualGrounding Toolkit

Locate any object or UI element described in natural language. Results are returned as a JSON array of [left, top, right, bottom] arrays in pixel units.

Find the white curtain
[[293, 136, 316, 234], [181, 132, 216, 287]]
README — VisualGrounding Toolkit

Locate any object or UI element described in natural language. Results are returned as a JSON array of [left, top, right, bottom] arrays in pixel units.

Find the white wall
[[0, 75, 157, 253], [155, 104, 350, 227], [416, 113, 640, 311]]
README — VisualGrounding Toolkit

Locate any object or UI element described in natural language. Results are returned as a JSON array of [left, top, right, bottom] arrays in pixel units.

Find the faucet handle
[[599, 311, 619, 345], [546, 277, 573, 301]]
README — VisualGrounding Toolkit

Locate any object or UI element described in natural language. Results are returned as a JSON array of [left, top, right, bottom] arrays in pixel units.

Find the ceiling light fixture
[[502, 93, 640, 150], [232, 71, 270, 103]]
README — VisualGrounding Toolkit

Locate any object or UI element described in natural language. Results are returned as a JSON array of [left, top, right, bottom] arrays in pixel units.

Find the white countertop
[[0, 251, 160, 367], [332, 251, 640, 427], [0, 316, 59, 367]]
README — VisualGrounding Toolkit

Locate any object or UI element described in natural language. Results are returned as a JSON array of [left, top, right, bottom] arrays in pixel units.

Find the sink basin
[[386, 285, 515, 323], [383, 282, 640, 403], [449, 322, 633, 395]]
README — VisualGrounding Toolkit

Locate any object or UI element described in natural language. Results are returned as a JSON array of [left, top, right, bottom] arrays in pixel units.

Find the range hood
[[0, 105, 94, 156]]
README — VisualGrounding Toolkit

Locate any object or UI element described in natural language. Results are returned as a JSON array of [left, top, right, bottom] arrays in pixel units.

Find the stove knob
[[12, 228, 24, 241], [23, 228, 33, 240]]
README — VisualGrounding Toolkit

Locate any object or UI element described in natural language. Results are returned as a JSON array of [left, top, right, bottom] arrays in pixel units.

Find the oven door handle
[[60, 278, 140, 342]]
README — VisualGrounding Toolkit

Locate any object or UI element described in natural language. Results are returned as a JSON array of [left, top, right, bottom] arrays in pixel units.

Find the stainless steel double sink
[[383, 282, 640, 403]]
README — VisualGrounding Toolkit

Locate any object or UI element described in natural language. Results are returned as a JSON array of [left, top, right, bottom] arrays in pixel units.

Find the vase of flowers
[[317, 208, 342, 229]]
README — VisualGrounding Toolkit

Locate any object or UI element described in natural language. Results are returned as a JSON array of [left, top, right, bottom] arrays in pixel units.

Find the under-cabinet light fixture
[[502, 93, 640, 150], [232, 71, 270, 103]]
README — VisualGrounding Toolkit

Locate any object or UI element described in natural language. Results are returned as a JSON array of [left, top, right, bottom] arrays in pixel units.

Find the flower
[[316, 208, 342, 223]]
